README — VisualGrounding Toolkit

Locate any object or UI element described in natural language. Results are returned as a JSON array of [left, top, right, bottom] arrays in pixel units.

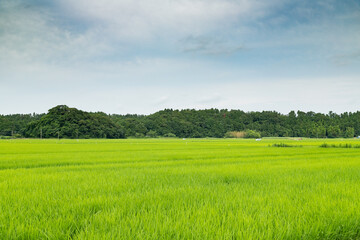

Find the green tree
[[327, 125, 341, 138], [146, 130, 158, 138], [344, 127, 355, 138], [163, 133, 176, 137], [244, 130, 261, 138]]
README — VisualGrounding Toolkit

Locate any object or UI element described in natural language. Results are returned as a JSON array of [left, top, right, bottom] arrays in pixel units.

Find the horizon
[[2, 104, 360, 116], [1, 0, 359, 115]]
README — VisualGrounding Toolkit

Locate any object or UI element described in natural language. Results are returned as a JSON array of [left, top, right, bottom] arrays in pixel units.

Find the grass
[[270, 143, 303, 147], [320, 143, 360, 148], [1, 138, 360, 239]]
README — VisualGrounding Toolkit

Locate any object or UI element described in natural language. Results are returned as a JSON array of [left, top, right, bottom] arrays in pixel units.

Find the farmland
[[1, 138, 360, 239]]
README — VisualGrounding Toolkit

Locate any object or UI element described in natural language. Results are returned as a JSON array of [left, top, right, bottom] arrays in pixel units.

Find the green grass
[[320, 143, 360, 148], [270, 143, 303, 148], [1, 138, 360, 239]]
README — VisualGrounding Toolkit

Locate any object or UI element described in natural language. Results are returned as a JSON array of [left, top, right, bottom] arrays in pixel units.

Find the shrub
[[14, 133, 22, 138], [319, 143, 360, 148], [146, 130, 158, 138], [225, 130, 261, 138], [0, 136, 11, 139], [319, 143, 330, 148], [224, 131, 246, 138], [163, 133, 176, 138], [134, 133, 145, 138], [344, 127, 355, 138], [244, 130, 261, 139], [271, 143, 302, 148]]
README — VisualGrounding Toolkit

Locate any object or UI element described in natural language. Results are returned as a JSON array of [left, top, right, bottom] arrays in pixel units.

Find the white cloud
[[2, 0, 359, 66], [1, 0, 360, 115], [1, 57, 359, 115], [0, 0, 274, 67], [59, 0, 275, 41], [0, 2, 114, 66], [181, 35, 244, 55], [330, 51, 360, 66]]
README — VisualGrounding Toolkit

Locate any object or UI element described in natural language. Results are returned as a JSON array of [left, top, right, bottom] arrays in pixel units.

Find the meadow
[[1, 138, 360, 239]]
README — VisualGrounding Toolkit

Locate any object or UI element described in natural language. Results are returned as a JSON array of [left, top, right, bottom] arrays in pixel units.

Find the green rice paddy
[[1, 138, 360, 239]]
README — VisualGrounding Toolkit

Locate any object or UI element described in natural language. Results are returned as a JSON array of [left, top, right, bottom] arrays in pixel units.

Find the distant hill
[[24, 105, 124, 139], [1, 106, 360, 139], [111, 109, 360, 138]]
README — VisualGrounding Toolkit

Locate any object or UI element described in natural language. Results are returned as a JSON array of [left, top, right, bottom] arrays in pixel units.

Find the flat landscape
[[1, 138, 360, 239]]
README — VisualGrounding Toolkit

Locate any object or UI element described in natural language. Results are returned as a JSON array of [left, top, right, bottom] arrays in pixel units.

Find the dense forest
[[1, 105, 360, 139]]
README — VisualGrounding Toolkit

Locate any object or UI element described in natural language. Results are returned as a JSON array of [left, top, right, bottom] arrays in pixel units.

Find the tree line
[[1, 105, 359, 139]]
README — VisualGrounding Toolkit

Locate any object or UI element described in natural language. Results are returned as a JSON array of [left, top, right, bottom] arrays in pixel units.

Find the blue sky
[[1, 0, 359, 114]]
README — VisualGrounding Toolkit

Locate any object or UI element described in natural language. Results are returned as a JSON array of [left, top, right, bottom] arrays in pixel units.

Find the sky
[[1, 0, 360, 115]]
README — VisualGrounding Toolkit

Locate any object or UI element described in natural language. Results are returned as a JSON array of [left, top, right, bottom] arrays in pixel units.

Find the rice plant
[[1, 138, 360, 239], [271, 143, 303, 147]]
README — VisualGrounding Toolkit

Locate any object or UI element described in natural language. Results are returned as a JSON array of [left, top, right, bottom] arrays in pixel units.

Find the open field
[[1, 138, 360, 239]]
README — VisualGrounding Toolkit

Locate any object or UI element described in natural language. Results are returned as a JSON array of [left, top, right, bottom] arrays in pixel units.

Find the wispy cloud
[[196, 94, 225, 105], [58, 0, 279, 40], [331, 51, 360, 66], [181, 35, 244, 56], [1, 0, 360, 114], [0, 0, 287, 65], [0, 1, 112, 67]]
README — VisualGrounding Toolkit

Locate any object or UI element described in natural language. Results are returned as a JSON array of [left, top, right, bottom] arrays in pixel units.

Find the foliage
[[111, 109, 360, 139], [0, 113, 43, 137], [2, 106, 360, 138], [163, 133, 177, 138], [134, 133, 145, 138], [244, 130, 261, 138], [344, 127, 355, 138], [327, 125, 341, 138], [146, 130, 158, 138], [23, 105, 124, 139]]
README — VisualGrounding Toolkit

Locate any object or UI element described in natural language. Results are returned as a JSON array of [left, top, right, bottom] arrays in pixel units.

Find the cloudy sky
[[1, 0, 359, 115]]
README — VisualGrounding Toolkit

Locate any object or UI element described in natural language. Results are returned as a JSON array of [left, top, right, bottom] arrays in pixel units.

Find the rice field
[[1, 138, 360, 239]]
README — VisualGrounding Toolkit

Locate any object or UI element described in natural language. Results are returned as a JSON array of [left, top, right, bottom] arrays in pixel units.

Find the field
[[1, 138, 360, 239]]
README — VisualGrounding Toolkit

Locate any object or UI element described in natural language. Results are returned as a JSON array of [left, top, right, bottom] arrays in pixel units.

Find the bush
[[224, 130, 261, 138], [327, 125, 341, 138], [344, 127, 355, 138], [14, 134, 22, 138], [0, 136, 11, 139], [224, 131, 246, 138], [271, 143, 302, 148], [320, 143, 360, 148], [244, 130, 261, 139], [134, 133, 145, 138], [163, 133, 176, 138], [146, 130, 158, 138]]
